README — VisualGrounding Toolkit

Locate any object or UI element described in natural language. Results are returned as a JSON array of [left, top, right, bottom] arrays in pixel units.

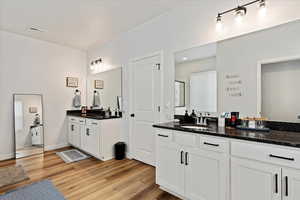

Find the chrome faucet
[[195, 112, 210, 126]]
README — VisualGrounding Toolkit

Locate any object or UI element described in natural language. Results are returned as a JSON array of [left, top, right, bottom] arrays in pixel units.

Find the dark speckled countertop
[[153, 122, 300, 148], [67, 110, 122, 120]]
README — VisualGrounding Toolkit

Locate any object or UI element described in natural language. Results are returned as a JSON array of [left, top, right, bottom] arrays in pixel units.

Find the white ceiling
[[0, 0, 183, 50]]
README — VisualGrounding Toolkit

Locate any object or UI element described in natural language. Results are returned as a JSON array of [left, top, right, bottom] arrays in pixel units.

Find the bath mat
[[0, 180, 65, 200], [0, 165, 29, 188], [56, 149, 90, 163]]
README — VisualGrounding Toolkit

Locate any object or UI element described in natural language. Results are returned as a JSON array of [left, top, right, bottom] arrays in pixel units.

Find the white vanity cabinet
[[156, 130, 229, 200], [68, 116, 121, 161], [155, 127, 300, 200], [231, 141, 300, 200]]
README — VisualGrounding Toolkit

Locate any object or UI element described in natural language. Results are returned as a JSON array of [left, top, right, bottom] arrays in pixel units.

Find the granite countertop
[[67, 111, 122, 120], [153, 121, 300, 148]]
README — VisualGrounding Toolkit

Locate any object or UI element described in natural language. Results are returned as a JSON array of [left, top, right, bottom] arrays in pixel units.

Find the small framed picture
[[66, 77, 78, 88], [94, 80, 104, 89], [29, 107, 38, 113]]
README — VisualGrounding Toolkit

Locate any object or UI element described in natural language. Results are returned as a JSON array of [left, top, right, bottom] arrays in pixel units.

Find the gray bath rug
[[0, 165, 29, 188], [56, 149, 90, 163], [0, 180, 65, 200]]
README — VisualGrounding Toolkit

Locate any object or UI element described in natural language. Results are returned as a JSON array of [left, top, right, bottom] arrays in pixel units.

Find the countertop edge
[[153, 124, 300, 149]]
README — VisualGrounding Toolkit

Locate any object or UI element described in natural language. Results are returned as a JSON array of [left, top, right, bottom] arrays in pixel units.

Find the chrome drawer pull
[[92, 122, 98, 125], [203, 142, 219, 147], [158, 134, 168, 138], [269, 154, 295, 161]]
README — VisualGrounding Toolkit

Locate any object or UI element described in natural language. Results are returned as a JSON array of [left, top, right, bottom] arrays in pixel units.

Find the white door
[[282, 168, 300, 200], [156, 136, 185, 196], [185, 148, 229, 200], [130, 54, 161, 166], [231, 157, 281, 200]]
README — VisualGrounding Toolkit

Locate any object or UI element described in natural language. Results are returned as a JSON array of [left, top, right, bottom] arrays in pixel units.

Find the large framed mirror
[[13, 94, 44, 158], [173, 20, 300, 124], [87, 67, 123, 112]]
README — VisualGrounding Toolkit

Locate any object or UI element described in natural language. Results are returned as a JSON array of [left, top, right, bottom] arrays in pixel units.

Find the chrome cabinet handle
[[92, 122, 98, 125], [203, 142, 219, 147], [71, 125, 74, 131], [269, 154, 295, 161], [86, 128, 90, 136]]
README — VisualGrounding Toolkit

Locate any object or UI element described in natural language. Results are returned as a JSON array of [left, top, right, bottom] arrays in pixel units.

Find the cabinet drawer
[[174, 131, 197, 147], [86, 119, 100, 126], [69, 117, 79, 123], [232, 141, 300, 169], [199, 136, 229, 153], [156, 130, 173, 143], [78, 118, 86, 125]]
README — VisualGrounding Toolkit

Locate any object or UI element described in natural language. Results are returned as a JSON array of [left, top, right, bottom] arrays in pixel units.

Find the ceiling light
[[258, 0, 267, 15], [235, 6, 247, 22], [216, 14, 223, 30], [216, 0, 269, 28]]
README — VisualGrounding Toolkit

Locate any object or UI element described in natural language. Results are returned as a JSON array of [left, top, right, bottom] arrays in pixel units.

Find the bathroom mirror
[[174, 43, 217, 115], [87, 67, 122, 111], [14, 94, 44, 158]]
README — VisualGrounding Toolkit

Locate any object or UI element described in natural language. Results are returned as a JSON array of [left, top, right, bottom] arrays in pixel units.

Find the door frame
[[128, 50, 164, 160]]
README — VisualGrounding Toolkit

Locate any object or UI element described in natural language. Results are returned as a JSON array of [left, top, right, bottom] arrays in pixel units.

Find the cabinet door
[[72, 124, 81, 148], [231, 157, 281, 200], [68, 122, 79, 146], [282, 168, 300, 200], [156, 142, 185, 196], [84, 125, 99, 157], [185, 148, 229, 200]]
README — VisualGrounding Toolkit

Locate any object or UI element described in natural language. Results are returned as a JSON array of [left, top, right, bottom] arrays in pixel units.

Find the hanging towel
[[93, 91, 101, 107], [73, 90, 81, 108]]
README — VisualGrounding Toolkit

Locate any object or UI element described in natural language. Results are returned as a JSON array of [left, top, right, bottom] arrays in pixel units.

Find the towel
[[73, 93, 81, 108], [93, 91, 101, 107]]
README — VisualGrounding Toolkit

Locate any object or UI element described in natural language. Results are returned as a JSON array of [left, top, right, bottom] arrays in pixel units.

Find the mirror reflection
[[14, 94, 44, 158], [87, 68, 122, 111], [174, 43, 217, 115]]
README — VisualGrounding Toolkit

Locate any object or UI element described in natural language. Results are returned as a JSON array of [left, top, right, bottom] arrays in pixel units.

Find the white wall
[[87, 0, 300, 150], [0, 30, 87, 160]]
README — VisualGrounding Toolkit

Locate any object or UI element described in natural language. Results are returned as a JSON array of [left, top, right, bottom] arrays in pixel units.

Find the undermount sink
[[181, 125, 209, 130]]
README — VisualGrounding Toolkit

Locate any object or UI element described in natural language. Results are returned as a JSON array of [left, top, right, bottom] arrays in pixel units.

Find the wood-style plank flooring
[[0, 147, 181, 200]]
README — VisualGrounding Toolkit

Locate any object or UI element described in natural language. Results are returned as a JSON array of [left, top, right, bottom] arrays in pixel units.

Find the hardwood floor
[[0, 147, 181, 200]]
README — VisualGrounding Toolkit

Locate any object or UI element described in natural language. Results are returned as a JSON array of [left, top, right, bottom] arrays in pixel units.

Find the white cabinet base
[[68, 116, 121, 161]]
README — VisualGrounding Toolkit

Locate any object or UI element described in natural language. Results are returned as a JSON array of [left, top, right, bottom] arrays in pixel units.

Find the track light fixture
[[90, 58, 102, 71], [216, 0, 267, 28]]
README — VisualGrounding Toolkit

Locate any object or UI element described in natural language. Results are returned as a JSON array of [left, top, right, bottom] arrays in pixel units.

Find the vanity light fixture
[[216, 0, 267, 28], [90, 58, 102, 71]]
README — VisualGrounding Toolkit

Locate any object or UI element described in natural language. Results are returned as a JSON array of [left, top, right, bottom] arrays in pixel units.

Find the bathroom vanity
[[153, 122, 300, 200], [67, 111, 122, 161]]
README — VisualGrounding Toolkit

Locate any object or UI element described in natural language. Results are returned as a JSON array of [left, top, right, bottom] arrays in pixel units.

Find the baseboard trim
[[44, 143, 70, 151], [0, 153, 14, 161]]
